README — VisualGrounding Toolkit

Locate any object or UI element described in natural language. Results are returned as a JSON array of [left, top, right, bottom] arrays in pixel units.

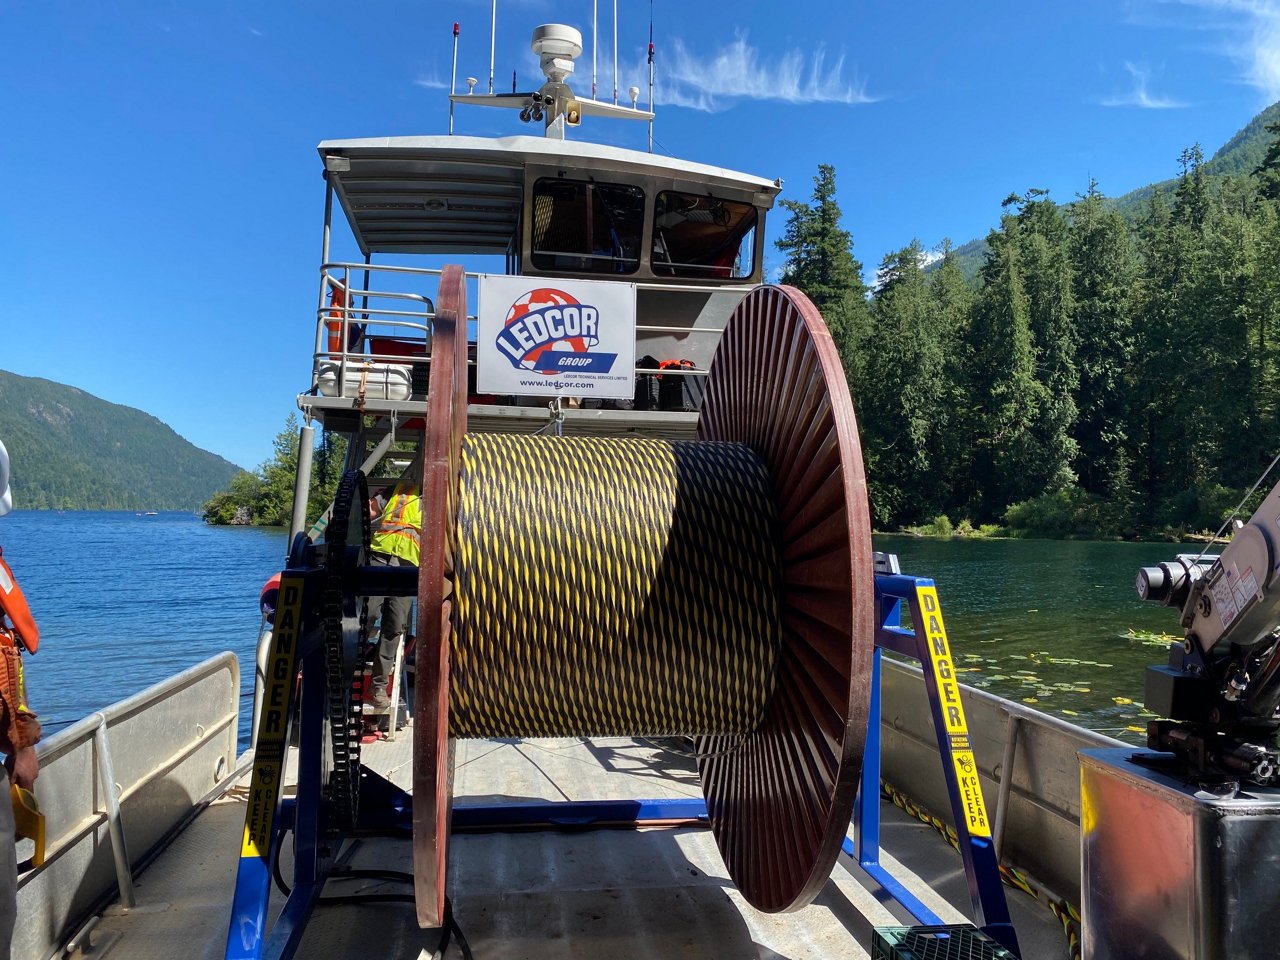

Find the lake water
[[0, 513, 1192, 748], [0, 511, 286, 746], [876, 534, 1195, 740]]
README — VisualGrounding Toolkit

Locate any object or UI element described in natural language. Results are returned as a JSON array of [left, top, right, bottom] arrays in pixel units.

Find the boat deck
[[82, 729, 1071, 959]]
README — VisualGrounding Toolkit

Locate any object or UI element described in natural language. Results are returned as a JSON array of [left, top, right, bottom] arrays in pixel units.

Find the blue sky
[[4, 1, 1279, 470]]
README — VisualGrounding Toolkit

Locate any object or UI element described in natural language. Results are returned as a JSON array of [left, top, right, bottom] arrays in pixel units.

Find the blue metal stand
[[225, 569, 1019, 959], [865, 573, 1020, 957]]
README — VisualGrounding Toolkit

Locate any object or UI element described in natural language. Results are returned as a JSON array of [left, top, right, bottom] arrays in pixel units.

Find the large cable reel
[[409, 265, 873, 927]]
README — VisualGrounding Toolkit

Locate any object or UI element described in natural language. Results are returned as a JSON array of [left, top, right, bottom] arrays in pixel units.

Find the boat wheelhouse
[[303, 133, 779, 442]]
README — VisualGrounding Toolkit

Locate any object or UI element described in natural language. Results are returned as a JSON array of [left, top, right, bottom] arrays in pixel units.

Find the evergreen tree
[[863, 241, 948, 525], [1070, 180, 1137, 505], [926, 241, 978, 514], [1006, 190, 1079, 492], [775, 164, 873, 384], [1253, 121, 1280, 202], [965, 217, 1042, 518]]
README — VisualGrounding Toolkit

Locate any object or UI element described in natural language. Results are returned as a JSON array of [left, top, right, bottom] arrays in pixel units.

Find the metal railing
[[309, 263, 749, 407], [13, 653, 241, 960]]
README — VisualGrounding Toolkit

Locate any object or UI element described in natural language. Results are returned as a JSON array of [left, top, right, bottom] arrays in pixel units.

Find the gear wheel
[[323, 468, 370, 831]]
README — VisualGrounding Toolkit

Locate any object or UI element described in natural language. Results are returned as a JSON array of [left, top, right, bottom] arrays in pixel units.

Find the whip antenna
[[592, 0, 598, 101], [612, 0, 618, 104], [648, 0, 654, 151], [449, 21, 460, 135], [489, 0, 496, 94]]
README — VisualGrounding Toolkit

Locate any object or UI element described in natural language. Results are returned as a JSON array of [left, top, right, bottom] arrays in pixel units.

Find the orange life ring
[[325, 283, 348, 357], [0, 552, 38, 654], [258, 576, 281, 619]]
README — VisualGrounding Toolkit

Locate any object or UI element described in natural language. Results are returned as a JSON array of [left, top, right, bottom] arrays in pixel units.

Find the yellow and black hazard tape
[[451, 434, 782, 739], [880, 780, 1082, 960]]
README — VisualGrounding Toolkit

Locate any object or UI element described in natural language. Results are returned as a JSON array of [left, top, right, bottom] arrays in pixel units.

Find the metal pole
[[320, 177, 333, 265], [648, 31, 654, 152], [489, 0, 496, 94], [612, 0, 618, 104], [592, 0, 598, 100], [288, 423, 315, 561], [93, 714, 136, 909], [249, 614, 270, 752], [449, 22, 460, 134], [993, 714, 1022, 859]]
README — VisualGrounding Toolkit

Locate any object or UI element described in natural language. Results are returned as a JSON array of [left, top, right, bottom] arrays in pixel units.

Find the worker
[[366, 477, 421, 710], [0, 439, 40, 960]]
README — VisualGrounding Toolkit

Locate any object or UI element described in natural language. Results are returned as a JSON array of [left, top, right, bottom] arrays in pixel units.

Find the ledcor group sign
[[476, 275, 636, 399]]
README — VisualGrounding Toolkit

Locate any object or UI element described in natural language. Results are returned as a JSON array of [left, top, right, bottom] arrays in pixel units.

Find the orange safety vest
[[0, 549, 40, 752], [0, 551, 38, 654], [370, 483, 422, 566]]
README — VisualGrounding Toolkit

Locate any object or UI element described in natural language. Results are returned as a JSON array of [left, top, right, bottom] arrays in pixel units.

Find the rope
[[451, 434, 781, 739], [880, 780, 1082, 960]]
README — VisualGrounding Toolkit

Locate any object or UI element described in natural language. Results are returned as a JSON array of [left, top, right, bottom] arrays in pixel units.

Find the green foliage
[[0, 369, 240, 510], [201, 414, 347, 527], [1003, 488, 1118, 540], [780, 103, 1280, 539], [939, 100, 1280, 280], [775, 164, 872, 382]]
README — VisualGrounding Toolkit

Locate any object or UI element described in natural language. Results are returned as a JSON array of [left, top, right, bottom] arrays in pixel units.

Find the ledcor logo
[[494, 288, 618, 375]]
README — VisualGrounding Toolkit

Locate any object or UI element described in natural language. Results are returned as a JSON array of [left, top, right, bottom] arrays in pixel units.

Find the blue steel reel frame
[[863, 574, 1019, 957], [226, 568, 1019, 960]]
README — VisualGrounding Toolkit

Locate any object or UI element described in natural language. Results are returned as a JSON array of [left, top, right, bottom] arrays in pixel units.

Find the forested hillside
[[781, 117, 1280, 538], [0, 370, 240, 510], [944, 101, 1280, 279]]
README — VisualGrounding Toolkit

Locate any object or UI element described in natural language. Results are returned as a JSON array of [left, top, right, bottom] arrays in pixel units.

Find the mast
[[489, 0, 496, 94]]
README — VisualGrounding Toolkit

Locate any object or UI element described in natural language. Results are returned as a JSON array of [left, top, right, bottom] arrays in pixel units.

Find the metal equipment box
[[1080, 747, 1280, 960], [871, 925, 1017, 959]]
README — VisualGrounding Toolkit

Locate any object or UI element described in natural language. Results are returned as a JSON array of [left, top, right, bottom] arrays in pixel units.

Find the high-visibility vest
[[370, 482, 422, 566]]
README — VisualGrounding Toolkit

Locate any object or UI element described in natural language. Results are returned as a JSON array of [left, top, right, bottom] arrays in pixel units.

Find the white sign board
[[476, 275, 637, 399]]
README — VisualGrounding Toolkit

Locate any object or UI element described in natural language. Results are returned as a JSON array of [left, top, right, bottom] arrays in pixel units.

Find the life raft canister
[[325, 282, 349, 357], [0, 549, 39, 655], [260, 572, 282, 623]]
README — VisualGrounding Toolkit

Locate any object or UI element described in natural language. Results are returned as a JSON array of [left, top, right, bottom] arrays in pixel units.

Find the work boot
[[368, 683, 391, 710]]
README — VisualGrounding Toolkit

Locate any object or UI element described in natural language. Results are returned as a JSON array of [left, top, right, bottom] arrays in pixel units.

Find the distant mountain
[[937, 100, 1280, 280], [0, 370, 241, 510]]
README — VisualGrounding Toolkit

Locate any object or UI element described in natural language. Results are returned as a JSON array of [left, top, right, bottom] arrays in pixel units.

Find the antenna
[[612, 0, 618, 105], [648, 1, 654, 152], [592, 1, 598, 101], [489, 0, 497, 94], [449, 21, 460, 135]]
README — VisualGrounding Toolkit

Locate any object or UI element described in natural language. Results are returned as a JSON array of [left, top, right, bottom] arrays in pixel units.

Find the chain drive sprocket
[[323, 468, 370, 831]]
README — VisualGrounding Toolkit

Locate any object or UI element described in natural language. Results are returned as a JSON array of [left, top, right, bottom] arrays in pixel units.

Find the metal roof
[[317, 135, 781, 256]]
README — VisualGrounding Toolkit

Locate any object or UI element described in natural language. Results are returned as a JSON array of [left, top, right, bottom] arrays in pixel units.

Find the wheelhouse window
[[652, 191, 757, 279], [530, 178, 644, 274]]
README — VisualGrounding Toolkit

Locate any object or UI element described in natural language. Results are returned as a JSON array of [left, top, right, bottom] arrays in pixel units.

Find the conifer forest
[[777, 122, 1280, 538]]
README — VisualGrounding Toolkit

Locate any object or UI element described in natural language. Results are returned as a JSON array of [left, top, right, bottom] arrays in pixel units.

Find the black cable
[[330, 867, 415, 884], [272, 830, 292, 896], [448, 899, 474, 960], [272, 839, 471, 959], [317, 893, 415, 905]]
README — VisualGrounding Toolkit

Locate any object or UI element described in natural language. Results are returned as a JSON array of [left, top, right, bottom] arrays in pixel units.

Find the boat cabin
[[302, 133, 780, 439]]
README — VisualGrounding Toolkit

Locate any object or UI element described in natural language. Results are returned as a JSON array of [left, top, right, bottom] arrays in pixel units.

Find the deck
[[81, 731, 1071, 959]]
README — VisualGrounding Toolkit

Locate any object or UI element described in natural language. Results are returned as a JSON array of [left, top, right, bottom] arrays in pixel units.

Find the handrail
[[14, 653, 240, 960], [309, 262, 746, 405]]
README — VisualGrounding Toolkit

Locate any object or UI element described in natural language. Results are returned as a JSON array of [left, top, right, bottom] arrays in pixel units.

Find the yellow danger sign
[[240, 576, 305, 859], [915, 584, 992, 839]]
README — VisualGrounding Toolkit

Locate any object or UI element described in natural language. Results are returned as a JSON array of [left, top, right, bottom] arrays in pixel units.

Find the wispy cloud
[[1101, 61, 1187, 107], [414, 74, 451, 92], [1160, 0, 1280, 100], [641, 34, 875, 113]]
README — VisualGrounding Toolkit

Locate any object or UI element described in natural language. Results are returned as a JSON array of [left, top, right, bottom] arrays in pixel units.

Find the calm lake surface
[[0, 513, 1193, 747], [877, 534, 1196, 739], [0, 511, 286, 745]]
